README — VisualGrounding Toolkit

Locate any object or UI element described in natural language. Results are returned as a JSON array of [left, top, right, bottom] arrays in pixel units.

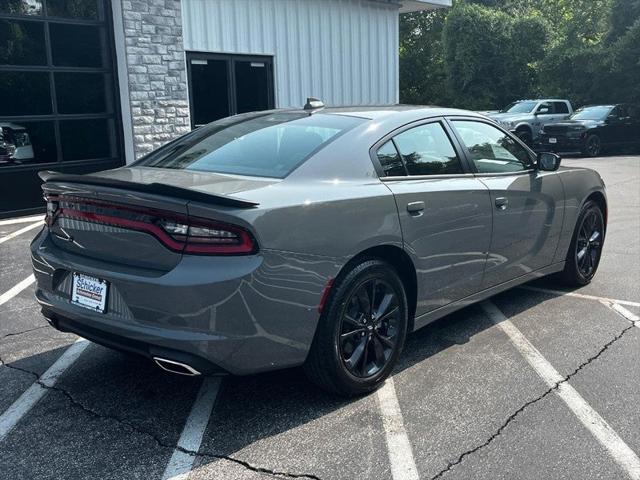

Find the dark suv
[[538, 104, 640, 157]]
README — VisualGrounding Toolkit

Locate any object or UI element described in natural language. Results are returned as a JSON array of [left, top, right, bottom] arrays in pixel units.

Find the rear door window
[[137, 112, 365, 178], [392, 122, 463, 176], [552, 102, 569, 114]]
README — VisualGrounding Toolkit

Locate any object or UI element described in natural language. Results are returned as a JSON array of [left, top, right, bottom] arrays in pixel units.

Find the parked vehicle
[[538, 104, 640, 157], [0, 123, 35, 164], [485, 99, 573, 146], [32, 103, 607, 396]]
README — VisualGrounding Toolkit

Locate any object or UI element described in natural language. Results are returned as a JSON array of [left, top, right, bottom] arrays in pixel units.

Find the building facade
[[1, 0, 449, 217]]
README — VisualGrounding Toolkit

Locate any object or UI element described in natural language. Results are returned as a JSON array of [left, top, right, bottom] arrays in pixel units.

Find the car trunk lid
[[40, 167, 269, 271]]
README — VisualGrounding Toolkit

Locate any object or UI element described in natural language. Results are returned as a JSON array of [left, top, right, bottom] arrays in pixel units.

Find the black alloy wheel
[[584, 135, 602, 157], [575, 209, 603, 279], [339, 278, 400, 378], [554, 200, 605, 286], [516, 129, 533, 146], [304, 259, 408, 397]]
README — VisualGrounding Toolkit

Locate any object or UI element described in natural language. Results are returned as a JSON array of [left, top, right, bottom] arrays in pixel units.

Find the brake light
[[157, 218, 255, 254], [45, 195, 257, 255]]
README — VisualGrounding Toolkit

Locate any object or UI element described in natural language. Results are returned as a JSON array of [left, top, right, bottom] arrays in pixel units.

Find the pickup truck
[[484, 99, 574, 146]]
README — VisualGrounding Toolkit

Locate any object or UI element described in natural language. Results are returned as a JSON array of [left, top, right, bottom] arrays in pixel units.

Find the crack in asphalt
[[0, 356, 321, 480], [0, 326, 48, 341], [430, 320, 637, 480]]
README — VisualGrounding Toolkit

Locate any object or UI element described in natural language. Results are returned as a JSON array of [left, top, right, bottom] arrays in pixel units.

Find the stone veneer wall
[[120, 0, 190, 159]]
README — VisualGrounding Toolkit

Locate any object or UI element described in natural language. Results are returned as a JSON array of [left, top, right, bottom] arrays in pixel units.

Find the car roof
[[514, 99, 568, 103], [282, 105, 483, 121]]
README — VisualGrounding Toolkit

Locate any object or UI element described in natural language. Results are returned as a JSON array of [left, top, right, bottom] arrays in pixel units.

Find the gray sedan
[[31, 104, 607, 396]]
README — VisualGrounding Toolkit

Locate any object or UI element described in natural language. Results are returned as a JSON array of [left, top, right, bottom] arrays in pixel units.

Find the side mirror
[[535, 108, 550, 115], [537, 152, 561, 171]]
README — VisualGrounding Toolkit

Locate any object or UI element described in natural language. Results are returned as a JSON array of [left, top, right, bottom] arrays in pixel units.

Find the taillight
[[157, 218, 255, 254], [45, 195, 257, 255]]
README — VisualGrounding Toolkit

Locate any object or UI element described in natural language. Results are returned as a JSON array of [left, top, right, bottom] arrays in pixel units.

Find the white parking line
[[0, 221, 43, 245], [481, 301, 640, 480], [377, 377, 420, 480], [161, 377, 222, 480], [0, 275, 35, 308], [601, 301, 640, 328], [0, 215, 43, 226], [0, 339, 89, 442], [519, 285, 640, 308]]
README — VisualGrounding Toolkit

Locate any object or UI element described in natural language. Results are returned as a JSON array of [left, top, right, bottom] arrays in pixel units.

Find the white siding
[[182, 0, 399, 107]]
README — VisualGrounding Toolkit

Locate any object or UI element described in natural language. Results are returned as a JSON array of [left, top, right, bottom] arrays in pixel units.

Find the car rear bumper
[[31, 229, 336, 375]]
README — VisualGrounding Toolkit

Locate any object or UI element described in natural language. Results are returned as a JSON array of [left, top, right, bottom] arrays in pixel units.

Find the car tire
[[554, 200, 605, 287], [304, 259, 408, 397], [516, 129, 533, 146], [582, 134, 602, 157]]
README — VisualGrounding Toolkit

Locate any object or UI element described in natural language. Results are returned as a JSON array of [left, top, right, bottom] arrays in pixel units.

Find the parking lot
[[0, 155, 638, 480]]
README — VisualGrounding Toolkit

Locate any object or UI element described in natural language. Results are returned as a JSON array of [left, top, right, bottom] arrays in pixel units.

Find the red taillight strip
[[48, 195, 257, 255], [58, 208, 186, 252]]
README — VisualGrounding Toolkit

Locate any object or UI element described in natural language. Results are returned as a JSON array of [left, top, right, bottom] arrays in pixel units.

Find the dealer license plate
[[71, 273, 108, 313], [548, 137, 557, 144]]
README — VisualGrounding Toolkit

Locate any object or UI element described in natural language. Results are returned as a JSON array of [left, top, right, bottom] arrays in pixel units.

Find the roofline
[[398, 0, 452, 13]]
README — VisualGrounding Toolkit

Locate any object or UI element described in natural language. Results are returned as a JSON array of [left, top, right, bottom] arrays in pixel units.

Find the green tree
[[399, 9, 449, 105], [441, 3, 546, 109]]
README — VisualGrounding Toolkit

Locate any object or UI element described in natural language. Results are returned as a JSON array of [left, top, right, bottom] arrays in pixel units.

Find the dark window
[[393, 122, 463, 176], [0, 0, 43, 16], [0, 71, 52, 116], [138, 113, 364, 178], [453, 120, 534, 173], [552, 102, 569, 114], [46, 0, 98, 19], [55, 73, 107, 114], [190, 58, 230, 127], [60, 119, 112, 161], [50, 23, 103, 67], [0, 0, 121, 169], [0, 20, 46, 65], [0, 121, 56, 166], [235, 60, 270, 114], [377, 141, 406, 176], [186, 53, 274, 128]]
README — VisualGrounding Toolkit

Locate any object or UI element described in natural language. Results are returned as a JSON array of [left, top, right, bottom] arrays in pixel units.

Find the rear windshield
[[137, 112, 365, 178]]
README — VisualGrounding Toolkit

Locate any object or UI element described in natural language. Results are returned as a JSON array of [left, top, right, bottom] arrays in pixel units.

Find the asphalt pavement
[[0, 155, 638, 480]]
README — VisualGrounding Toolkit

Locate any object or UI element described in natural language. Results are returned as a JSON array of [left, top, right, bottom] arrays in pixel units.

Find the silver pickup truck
[[483, 99, 574, 146]]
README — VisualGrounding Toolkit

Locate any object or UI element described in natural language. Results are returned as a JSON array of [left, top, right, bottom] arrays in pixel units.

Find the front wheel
[[582, 134, 602, 157], [555, 200, 605, 286], [304, 259, 408, 397], [516, 129, 533, 146]]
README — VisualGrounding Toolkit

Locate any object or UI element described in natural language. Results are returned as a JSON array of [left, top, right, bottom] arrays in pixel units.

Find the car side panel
[[553, 167, 607, 264], [384, 177, 492, 315], [479, 171, 564, 286]]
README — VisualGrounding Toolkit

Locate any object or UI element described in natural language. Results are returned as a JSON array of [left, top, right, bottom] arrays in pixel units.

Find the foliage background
[[400, 0, 640, 110]]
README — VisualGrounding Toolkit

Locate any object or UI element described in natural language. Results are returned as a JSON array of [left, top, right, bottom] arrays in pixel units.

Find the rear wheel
[[555, 200, 605, 286], [304, 259, 408, 397], [583, 134, 602, 157]]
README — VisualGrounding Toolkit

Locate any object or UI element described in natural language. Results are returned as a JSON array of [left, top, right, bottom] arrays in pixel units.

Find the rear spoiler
[[38, 171, 259, 209]]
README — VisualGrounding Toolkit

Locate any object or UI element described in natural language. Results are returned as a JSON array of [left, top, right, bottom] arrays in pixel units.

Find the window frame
[[0, 0, 123, 173], [444, 116, 538, 177], [369, 117, 475, 181]]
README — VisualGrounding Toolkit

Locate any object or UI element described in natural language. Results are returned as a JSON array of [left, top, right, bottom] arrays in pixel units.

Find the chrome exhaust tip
[[153, 357, 201, 376]]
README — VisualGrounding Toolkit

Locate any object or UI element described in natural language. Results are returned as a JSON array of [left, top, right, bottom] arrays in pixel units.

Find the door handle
[[407, 201, 425, 215], [495, 197, 509, 210]]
